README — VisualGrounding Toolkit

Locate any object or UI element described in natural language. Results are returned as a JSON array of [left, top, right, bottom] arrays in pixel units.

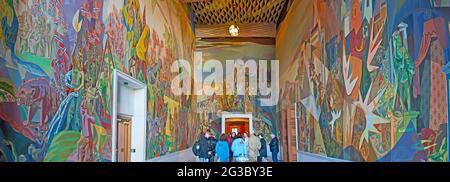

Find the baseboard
[[297, 151, 351, 162], [146, 147, 195, 162]]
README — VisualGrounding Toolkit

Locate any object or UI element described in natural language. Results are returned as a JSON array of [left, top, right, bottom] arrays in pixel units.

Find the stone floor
[[146, 147, 280, 162]]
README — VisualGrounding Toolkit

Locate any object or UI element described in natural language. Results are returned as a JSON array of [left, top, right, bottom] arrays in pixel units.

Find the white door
[[130, 88, 146, 162]]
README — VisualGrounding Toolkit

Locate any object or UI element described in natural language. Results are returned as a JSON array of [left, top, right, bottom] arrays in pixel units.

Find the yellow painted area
[[136, 25, 150, 61], [0, 1, 13, 43], [164, 96, 180, 152], [93, 124, 107, 136], [164, 96, 180, 139]]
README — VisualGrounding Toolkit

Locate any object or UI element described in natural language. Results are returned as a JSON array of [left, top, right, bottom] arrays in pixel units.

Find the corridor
[[0, 0, 449, 163]]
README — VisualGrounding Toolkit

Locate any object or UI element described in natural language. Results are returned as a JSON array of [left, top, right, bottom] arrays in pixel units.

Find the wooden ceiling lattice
[[190, 0, 287, 25]]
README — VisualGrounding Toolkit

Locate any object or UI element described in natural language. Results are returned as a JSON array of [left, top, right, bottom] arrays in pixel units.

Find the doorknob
[[131, 149, 136, 153]]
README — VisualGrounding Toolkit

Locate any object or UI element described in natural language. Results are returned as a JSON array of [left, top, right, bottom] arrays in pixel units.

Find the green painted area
[[0, 80, 15, 101], [19, 106, 27, 121], [0, 80, 15, 95], [44, 131, 81, 162], [16, 52, 53, 76]]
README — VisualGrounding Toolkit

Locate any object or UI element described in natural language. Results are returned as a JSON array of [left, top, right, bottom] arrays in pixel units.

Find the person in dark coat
[[207, 135, 217, 162], [269, 133, 279, 162], [198, 132, 210, 162], [226, 133, 233, 147], [257, 133, 267, 162]]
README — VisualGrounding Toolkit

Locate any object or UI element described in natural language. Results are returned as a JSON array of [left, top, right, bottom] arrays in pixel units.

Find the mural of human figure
[[37, 50, 84, 160], [78, 103, 95, 162], [16, 14, 25, 54], [36, 16, 46, 57], [78, 77, 98, 162], [392, 31, 415, 111], [44, 23, 51, 58]]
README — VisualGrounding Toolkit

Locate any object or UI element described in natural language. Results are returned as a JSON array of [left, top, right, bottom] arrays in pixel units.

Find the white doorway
[[221, 113, 253, 134], [112, 70, 147, 162]]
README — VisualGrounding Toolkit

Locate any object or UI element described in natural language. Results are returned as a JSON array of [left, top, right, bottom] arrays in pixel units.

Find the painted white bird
[[329, 110, 341, 138], [72, 10, 83, 33]]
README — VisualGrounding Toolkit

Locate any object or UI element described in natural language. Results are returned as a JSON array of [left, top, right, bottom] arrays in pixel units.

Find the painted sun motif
[[353, 82, 390, 149]]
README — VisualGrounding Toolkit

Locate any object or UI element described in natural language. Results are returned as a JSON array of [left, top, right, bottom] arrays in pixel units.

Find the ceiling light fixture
[[229, 24, 239, 37]]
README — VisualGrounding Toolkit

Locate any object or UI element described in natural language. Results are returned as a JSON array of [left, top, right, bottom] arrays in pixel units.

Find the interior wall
[[276, 0, 450, 162], [0, 0, 195, 162]]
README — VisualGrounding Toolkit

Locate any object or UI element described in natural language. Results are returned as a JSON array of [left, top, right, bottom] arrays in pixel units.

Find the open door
[[225, 118, 249, 134], [221, 113, 253, 135], [117, 116, 132, 162]]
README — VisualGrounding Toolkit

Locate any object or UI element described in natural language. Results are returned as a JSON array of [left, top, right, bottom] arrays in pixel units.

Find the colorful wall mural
[[2, 0, 448, 163], [277, 0, 450, 162], [0, 0, 195, 162], [196, 40, 278, 141]]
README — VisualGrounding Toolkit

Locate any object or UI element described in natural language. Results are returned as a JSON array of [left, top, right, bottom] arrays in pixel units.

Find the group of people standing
[[193, 130, 279, 162]]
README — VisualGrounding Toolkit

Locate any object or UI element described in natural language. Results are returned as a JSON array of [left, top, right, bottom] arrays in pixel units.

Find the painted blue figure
[[2, 16, 18, 52], [36, 69, 83, 159]]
